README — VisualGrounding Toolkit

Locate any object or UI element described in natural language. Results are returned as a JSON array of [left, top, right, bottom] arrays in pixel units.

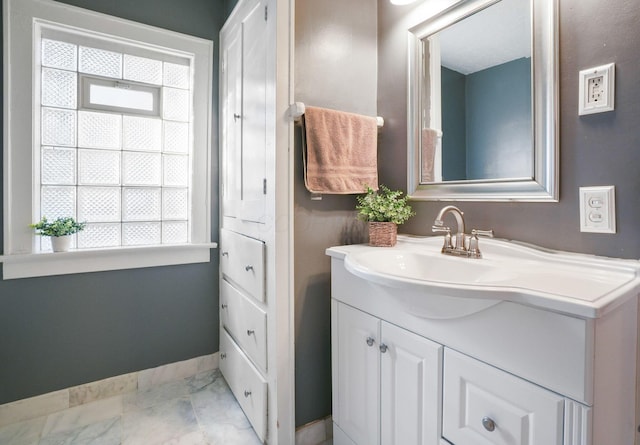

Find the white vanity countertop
[[326, 235, 640, 319]]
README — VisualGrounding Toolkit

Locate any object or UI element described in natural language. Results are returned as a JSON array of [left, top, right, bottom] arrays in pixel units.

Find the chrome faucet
[[432, 205, 493, 258], [433, 205, 466, 252]]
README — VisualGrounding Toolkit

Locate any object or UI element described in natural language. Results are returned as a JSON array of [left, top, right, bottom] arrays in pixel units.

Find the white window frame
[[2, 0, 215, 279], [80, 75, 162, 116]]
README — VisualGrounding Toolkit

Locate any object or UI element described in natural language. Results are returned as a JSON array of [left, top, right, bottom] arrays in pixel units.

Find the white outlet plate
[[579, 186, 616, 233], [579, 63, 615, 115]]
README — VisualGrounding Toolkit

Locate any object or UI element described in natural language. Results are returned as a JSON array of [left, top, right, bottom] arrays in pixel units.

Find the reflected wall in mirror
[[408, 0, 558, 201], [428, 0, 532, 182]]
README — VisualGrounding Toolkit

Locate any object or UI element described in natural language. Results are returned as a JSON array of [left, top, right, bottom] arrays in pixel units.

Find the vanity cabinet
[[328, 239, 639, 445], [332, 302, 442, 445], [332, 301, 563, 445]]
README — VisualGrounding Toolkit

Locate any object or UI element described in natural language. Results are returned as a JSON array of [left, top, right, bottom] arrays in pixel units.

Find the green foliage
[[30, 216, 86, 237], [356, 185, 415, 225]]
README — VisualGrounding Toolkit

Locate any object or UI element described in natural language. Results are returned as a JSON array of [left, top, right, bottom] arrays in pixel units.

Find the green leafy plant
[[30, 216, 86, 237], [356, 185, 415, 225]]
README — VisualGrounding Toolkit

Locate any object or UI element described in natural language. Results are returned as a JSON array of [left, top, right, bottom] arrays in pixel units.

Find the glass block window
[[38, 37, 192, 251]]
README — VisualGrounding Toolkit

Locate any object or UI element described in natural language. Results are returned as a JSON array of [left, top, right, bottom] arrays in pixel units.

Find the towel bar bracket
[[288, 102, 384, 128]]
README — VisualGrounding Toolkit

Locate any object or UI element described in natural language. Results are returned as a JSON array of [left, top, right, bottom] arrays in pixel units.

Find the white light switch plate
[[578, 63, 615, 115], [579, 186, 616, 233]]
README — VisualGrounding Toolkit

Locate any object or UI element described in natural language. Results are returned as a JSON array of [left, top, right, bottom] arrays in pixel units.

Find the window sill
[[0, 243, 218, 280]]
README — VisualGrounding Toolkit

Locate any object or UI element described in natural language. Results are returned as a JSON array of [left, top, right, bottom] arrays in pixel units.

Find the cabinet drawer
[[443, 348, 564, 445], [219, 328, 267, 442], [220, 228, 265, 302], [221, 279, 267, 371]]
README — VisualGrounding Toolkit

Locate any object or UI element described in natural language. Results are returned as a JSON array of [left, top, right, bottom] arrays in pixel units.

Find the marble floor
[[0, 369, 266, 445]]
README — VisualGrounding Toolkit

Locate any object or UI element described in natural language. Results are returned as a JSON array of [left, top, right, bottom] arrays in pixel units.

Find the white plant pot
[[50, 235, 73, 252]]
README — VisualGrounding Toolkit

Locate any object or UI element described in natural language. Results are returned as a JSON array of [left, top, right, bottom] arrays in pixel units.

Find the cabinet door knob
[[220, 353, 227, 360], [482, 416, 496, 432], [221, 251, 229, 257], [247, 329, 255, 336], [366, 337, 375, 347], [379, 344, 388, 353], [244, 390, 252, 398], [234, 113, 242, 121], [245, 265, 254, 271], [221, 303, 228, 309]]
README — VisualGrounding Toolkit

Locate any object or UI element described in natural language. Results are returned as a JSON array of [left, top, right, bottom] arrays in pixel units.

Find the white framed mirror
[[407, 0, 558, 201]]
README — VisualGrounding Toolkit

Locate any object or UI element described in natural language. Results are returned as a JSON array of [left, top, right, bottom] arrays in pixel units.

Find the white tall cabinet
[[218, 0, 294, 443]]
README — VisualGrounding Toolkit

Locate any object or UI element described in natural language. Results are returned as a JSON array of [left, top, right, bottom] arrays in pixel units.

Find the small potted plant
[[356, 185, 415, 247], [30, 216, 86, 252]]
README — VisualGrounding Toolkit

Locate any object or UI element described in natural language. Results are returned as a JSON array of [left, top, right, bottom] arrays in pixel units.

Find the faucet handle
[[471, 229, 494, 238], [468, 229, 493, 258], [432, 225, 451, 234], [432, 225, 453, 251]]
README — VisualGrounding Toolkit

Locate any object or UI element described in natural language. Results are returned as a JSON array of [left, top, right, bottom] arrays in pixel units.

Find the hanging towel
[[421, 128, 439, 183], [302, 106, 379, 194]]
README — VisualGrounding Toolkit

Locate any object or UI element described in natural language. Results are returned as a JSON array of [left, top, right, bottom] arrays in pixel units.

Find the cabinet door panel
[[380, 321, 443, 445], [443, 348, 564, 445], [238, 0, 267, 223], [220, 0, 267, 224], [334, 303, 380, 445], [221, 26, 242, 218]]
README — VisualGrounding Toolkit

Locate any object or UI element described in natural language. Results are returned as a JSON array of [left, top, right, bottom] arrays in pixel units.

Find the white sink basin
[[331, 235, 640, 319], [348, 249, 518, 285]]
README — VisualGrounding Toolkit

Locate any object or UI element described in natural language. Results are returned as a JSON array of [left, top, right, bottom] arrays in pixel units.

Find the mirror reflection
[[421, 0, 532, 184], [407, 0, 557, 202]]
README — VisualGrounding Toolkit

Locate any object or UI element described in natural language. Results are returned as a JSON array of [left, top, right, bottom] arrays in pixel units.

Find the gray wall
[[466, 57, 532, 180], [0, 0, 228, 405], [294, 0, 377, 427], [380, 0, 640, 260]]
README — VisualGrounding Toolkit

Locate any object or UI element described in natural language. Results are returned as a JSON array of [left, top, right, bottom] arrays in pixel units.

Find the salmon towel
[[421, 128, 439, 183], [302, 106, 379, 194]]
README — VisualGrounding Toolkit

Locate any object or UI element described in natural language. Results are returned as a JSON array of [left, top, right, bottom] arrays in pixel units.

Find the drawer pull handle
[[379, 344, 388, 353], [221, 251, 229, 257], [482, 417, 496, 432], [244, 390, 252, 398], [366, 337, 375, 347], [245, 265, 254, 272], [221, 304, 228, 309], [247, 329, 255, 336], [220, 353, 227, 360]]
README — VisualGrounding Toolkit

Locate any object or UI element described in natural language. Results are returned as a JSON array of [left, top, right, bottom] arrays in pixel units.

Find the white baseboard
[[0, 352, 218, 428], [296, 415, 333, 445]]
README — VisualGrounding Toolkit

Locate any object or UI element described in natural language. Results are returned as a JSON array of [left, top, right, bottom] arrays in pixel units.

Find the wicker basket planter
[[368, 222, 398, 247]]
